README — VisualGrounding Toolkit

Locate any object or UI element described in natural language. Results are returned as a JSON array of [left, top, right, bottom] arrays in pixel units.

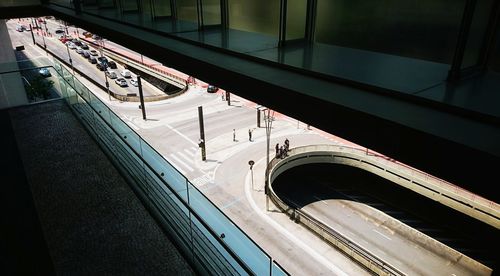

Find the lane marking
[[244, 158, 349, 276], [170, 153, 194, 172], [165, 123, 198, 147], [176, 150, 193, 164], [372, 229, 392, 241]]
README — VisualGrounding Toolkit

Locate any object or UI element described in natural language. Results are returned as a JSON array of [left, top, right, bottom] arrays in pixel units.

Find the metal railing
[[50, 58, 289, 276], [266, 144, 499, 275]]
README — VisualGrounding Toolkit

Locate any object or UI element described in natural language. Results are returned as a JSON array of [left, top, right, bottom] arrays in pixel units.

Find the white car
[[76, 47, 83, 54], [106, 69, 117, 79], [120, 69, 132, 78], [115, 78, 128, 87], [67, 42, 76, 49], [130, 78, 138, 87]]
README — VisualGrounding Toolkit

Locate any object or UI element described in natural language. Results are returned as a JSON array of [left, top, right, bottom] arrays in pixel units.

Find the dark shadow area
[[273, 163, 499, 272], [0, 109, 55, 275]]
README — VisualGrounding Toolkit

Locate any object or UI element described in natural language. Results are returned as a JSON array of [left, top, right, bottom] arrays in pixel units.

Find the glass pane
[[315, 0, 466, 63], [89, 92, 111, 125], [461, 0, 494, 68], [188, 184, 270, 275], [109, 111, 142, 154], [98, 0, 116, 8], [272, 261, 288, 276], [286, 0, 307, 40], [228, 0, 280, 37], [140, 141, 189, 200], [152, 0, 171, 17], [121, 0, 139, 12], [202, 0, 221, 26], [491, 27, 500, 72], [177, 0, 198, 22]]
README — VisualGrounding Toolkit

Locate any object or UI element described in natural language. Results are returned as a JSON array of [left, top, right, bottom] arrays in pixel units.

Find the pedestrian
[[233, 129, 236, 142], [248, 129, 252, 141], [275, 143, 280, 157], [284, 138, 289, 151]]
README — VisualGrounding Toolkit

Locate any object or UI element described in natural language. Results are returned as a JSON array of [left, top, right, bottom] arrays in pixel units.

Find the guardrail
[[266, 144, 498, 275], [81, 37, 187, 88], [51, 58, 289, 276]]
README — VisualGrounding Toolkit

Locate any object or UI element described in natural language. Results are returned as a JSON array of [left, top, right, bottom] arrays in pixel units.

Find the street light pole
[[41, 29, 47, 55], [104, 69, 111, 101], [263, 108, 275, 210], [65, 43, 75, 75]]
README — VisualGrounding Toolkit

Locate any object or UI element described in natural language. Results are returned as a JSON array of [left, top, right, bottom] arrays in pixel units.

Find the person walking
[[248, 129, 252, 141], [275, 143, 280, 158], [233, 129, 236, 142]]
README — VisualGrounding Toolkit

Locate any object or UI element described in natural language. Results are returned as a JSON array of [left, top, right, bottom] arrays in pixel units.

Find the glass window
[[228, 0, 280, 36], [286, 0, 307, 40], [491, 28, 500, 72], [461, 0, 495, 68], [152, 0, 172, 17], [121, 0, 140, 12], [202, 0, 221, 26], [315, 0, 466, 63], [177, 0, 199, 23]]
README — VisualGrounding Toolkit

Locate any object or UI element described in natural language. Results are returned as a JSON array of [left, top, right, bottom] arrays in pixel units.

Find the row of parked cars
[[61, 37, 138, 88]]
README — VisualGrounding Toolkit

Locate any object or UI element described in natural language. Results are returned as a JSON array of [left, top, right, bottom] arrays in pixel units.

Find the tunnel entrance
[[272, 163, 498, 272]]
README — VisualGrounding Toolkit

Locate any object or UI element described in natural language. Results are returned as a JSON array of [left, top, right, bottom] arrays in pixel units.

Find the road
[[9, 18, 167, 99], [6, 17, 489, 276]]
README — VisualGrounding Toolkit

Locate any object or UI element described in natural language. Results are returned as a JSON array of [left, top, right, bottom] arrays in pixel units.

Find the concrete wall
[[0, 20, 28, 109]]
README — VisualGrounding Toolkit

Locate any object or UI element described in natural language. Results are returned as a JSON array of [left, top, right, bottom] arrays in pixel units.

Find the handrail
[[51, 58, 288, 275], [266, 144, 499, 275]]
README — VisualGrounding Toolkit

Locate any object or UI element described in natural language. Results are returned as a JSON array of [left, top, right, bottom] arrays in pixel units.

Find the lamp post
[[263, 108, 275, 210], [65, 42, 74, 75], [103, 67, 111, 101], [249, 160, 255, 190]]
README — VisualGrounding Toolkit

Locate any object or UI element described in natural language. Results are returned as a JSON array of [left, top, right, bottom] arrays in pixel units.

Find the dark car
[[207, 85, 219, 93], [89, 57, 97, 64], [115, 78, 128, 87], [73, 41, 82, 47], [81, 43, 89, 50], [55, 29, 64, 34], [82, 51, 90, 58], [96, 63, 107, 71], [107, 61, 117, 69]]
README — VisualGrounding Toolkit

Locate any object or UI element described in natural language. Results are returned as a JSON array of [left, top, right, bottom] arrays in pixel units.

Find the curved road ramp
[[266, 145, 497, 276]]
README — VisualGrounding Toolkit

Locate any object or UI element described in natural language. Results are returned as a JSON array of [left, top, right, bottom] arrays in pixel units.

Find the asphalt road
[[6, 17, 491, 276]]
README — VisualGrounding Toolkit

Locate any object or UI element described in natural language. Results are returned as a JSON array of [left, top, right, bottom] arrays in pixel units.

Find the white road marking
[[373, 229, 392, 241], [244, 158, 349, 276], [184, 148, 195, 157], [127, 121, 140, 130], [165, 123, 198, 147], [170, 153, 194, 172], [176, 150, 192, 164]]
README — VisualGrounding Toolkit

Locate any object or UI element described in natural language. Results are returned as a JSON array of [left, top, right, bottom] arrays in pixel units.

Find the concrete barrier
[[266, 144, 495, 276]]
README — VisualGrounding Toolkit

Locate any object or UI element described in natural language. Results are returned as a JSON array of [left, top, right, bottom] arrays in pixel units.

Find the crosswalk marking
[[170, 153, 194, 172], [191, 173, 212, 187]]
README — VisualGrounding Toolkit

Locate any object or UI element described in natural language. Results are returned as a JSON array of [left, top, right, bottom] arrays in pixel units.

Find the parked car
[[80, 43, 89, 50], [73, 41, 82, 47], [130, 78, 138, 87], [207, 85, 219, 93], [15, 25, 24, 32], [120, 69, 132, 78], [55, 29, 64, 34], [89, 57, 97, 64], [67, 42, 76, 49], [82, 51, 90, 58], [107, 60, 117, 69], [115, 78, 128, 87], [39, 68, 51, 77], [96, 63, 106, 71], [83, 31, 92, 38], [97, 56, 108, 65], [89, 49, 98, 56], [106, 69, 117, 79], [76, 47, 83, 54]]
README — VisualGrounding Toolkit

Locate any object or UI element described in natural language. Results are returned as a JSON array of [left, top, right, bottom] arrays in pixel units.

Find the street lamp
[[103, 66, 111, 101], [263, 108, 275, 210], [65, 42, 75, 75], [248, 160, 255, 190]]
